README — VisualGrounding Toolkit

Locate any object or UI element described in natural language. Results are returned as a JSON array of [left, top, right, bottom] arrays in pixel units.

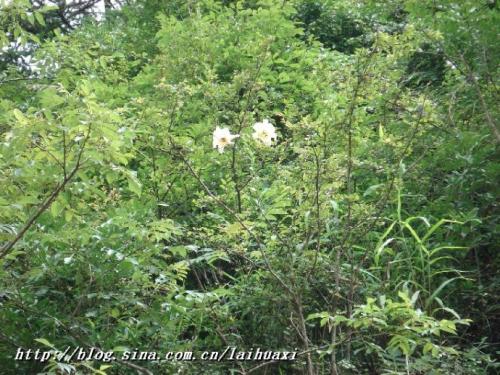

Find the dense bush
[[0, 0, 498, 374]]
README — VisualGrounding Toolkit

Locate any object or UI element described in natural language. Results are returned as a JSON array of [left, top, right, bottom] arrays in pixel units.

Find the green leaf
[[170, 245, 187, 257], [422, 219, 462, 243], [39, 87, 65, 108], [425, 277, 463, 310], [374, 237, 394, 265], [35, 338, 55, 349], [423, 342, 434, 355], [12, 109, 26, 124], [127, 171, 142, 196], [34, 12, 46, 26]]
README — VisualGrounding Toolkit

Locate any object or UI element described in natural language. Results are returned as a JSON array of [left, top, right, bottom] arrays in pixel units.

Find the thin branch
[[165, 143, 293, 297], [0, 77, 39, 86], [0, 123, 92, 260]]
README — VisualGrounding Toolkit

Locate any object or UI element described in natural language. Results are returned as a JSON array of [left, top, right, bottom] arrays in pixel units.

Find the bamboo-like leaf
[[425, 277, 463, 310], [422, 219, 463, 243], [430, 246, 467, 257]]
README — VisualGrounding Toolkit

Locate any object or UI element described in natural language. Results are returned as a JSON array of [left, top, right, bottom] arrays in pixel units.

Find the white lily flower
[[252, 119, 277, 146], [212, 126, 239, 153], [445, 60, 457, 70]]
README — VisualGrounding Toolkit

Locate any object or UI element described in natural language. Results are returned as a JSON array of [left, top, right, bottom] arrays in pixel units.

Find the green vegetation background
[[0, 0, 498, 373]]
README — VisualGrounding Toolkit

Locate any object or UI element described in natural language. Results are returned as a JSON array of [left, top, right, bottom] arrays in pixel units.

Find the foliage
[[0, 0, 498, 374]]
